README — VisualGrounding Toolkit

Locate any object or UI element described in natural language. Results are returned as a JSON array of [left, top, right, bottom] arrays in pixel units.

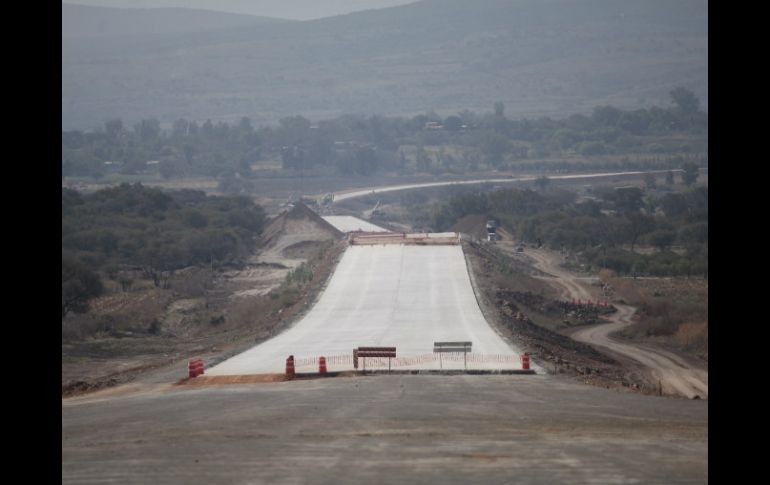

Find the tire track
[[571, 305, 707, 399]]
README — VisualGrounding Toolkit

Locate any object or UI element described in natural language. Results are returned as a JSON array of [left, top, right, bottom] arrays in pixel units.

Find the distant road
[[328, 168, 706, 202]]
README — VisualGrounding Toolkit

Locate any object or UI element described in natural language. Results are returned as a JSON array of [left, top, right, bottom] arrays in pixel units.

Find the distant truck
[[486, 220, 497, 243]]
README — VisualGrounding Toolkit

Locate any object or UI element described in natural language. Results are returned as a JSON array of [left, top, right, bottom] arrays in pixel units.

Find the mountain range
[[62, 0, 708, 130]]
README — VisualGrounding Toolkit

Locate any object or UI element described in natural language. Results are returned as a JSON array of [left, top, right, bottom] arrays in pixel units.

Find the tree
[[614, 186, 644, 215], [644, 173, 657, 190], [172, 118, 189, 138], [415, 146, 431, 172], [159, 161, 177, 179], [647, 229, 677, 252], [134, 118, 161, 143], [62, 256, 103, 318], [479, 131, 511, 167], [681, 162, 700, 186], [444, 115, 463, 133], [104, 119, 124, 143], [592, 106, 622, 127], [624, 213, 654, 252], [278, 115, 311, 146], [238, 117, 253, 133], [576, 141, 606, 156], [534, 176, 550, 192], [670, 87, 700, 115], [494, 102, 505, 118], [658, 192, 688, 218]]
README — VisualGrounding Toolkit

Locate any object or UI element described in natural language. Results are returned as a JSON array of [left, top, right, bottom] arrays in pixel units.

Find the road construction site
[[63, 176, 707, 483]]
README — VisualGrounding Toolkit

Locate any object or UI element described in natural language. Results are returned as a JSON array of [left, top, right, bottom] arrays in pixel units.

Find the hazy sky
[[62, 0, 419, 20]]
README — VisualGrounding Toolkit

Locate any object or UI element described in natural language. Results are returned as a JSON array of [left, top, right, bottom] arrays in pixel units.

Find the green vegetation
[[431, 181, 707, 278], [63, 90, 706, 193], [285, 263, 314, 287], [62, 255, 104, 318], [62, 183, 266, 316]]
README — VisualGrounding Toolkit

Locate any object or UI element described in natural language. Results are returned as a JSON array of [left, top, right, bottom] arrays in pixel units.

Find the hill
[[62, 4, 289, 38], [62, 0, 707, 130], [63, 1, 419, 21]]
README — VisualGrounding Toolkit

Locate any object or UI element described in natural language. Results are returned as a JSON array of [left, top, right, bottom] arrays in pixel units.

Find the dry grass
[[600, 270, 708, 360], [674, 322, 708, 351]]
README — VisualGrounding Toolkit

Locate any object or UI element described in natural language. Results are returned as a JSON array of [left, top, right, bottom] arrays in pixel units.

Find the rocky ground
[[463, 240, 652, 394]]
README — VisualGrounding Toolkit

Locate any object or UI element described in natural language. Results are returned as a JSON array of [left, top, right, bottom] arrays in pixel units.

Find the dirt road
[[570, 305, 708, 399], [499, 240, 708, 399], [516, 247, 595, 303]]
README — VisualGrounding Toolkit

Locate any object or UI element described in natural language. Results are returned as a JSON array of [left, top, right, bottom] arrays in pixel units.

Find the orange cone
[[286, 355, 295, 379]]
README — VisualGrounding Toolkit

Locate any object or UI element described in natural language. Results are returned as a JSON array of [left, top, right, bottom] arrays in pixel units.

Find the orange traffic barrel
[[521, 353, 530, 370], [286, 355, 295, 378], [319, 356, 327, 374]]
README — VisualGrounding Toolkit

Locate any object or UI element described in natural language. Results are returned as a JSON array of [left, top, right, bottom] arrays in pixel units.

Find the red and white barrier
[[288, 352, 533, 371]]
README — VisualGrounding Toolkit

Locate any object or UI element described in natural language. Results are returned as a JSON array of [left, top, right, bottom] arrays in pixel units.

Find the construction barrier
[[350, 232, 460, 246], [188, 358, 204, 378], [290, 353, 532, 370]]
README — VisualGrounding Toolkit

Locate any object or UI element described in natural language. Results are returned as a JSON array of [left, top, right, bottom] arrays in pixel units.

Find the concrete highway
[[328, 169, 695, 202], [208, 244, 530, 375]]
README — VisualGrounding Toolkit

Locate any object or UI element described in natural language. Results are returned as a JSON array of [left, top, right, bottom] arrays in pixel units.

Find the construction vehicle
[[486, 220, 497, 243]]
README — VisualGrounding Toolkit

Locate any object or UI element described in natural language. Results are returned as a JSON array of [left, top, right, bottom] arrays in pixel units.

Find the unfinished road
[[208, 243, 529, 375], [63, 374, 708, 484], [321, 215, 388, 233]]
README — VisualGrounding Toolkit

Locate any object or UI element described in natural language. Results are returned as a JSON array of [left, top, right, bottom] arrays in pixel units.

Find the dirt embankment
[[463, 240, 648, 392]]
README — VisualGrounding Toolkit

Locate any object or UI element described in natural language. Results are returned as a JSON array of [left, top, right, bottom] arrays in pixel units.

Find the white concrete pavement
[[208, 244, 533, 374], [321, 215, 388, 233]]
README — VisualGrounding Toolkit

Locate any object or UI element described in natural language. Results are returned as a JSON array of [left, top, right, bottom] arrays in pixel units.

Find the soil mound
[[450, 214, 490, 241], [260, 203, 344, 250]]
